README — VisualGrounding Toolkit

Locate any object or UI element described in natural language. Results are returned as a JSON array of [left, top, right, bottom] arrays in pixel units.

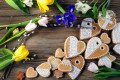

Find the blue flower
[[56, 5, 77, 27]]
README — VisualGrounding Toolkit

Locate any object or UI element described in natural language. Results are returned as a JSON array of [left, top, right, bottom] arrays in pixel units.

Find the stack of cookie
[[26, 10, 120, 79]]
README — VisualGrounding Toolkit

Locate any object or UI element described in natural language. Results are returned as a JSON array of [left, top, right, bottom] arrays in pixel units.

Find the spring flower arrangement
[[1, 0, 120, 80], [0, 17, 48, 70]]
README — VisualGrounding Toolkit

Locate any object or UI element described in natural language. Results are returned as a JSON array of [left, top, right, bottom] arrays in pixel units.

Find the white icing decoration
[[80, 18, 92, 39], [51, 59, 61, 70], [98, 55, 112, 68], [113, 44, 120, 54], [112, 23, 120, 43], [61, 60, 71, 66], [68, 65, 81, 79], [99, 10, 113, 29], [36, 69, 50, 77], [85, 37, 102, 59], [69, 36, 78, 57]]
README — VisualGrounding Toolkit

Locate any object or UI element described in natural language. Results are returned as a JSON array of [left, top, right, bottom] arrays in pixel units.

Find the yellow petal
[[37, 0, 54, 13], [12, 45, 29, 62], [48, 0, 54, 5], [38, 3, 49, 13]]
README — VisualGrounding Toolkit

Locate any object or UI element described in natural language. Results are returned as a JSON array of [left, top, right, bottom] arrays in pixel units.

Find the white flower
[[38, 17, 48, 27], [88, 62, 99, 73], [75, 1, 84, 11], [25, 20, 37, 31], [75, 1, 91, 14], [80, 4, 91, 14], [23, 0, 33, 7]]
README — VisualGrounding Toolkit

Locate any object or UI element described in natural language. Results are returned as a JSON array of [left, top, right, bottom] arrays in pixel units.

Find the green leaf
[[114, 61, 120, 66], [102, 8, 107, 17], [5, 0, 29, 14], [0, 29, 26, 46], [97, 68, 118, 72], [0, 26, 18, 44], [0, 48, 14, 56], [0, 57, 14, 70], [0, 18, 42, 28]]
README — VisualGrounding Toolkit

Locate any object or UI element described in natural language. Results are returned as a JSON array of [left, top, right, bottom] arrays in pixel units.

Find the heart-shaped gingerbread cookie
[[58, 59, 72, 72], [100, 33, 111, 44], [47, 56, 61, 70], [26, 67, 38, 78], [36, 62, 51, 77], [80, 18, 101, 40], [113, 44, 120, 55], [112, 23, 120, 44], [68, 55, 85, 80], [64, 36, 86, 58], [85, 37, 109, 59], [55, 48, 64, 58], [98, 53, 116, 68], [98, 10, 116, 30]]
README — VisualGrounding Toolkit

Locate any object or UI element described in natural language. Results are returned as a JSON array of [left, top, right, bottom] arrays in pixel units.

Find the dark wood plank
[[0, 0, 120, 80]]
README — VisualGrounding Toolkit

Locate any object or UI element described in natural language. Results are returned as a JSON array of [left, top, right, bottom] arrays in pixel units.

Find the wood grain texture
[[0, 0, 120, 80]]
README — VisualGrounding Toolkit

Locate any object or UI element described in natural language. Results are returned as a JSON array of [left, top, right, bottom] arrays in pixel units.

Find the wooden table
[[0, 0, 120, 80]]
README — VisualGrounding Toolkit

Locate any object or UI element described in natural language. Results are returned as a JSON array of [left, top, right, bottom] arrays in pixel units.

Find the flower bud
[[12, 45, 30, 62], [88, 62, 99, 73], [25, 20, 37, 31], [38, 17, 48, 27]]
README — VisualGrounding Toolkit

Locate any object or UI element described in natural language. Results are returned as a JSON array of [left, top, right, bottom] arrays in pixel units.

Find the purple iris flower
[[56, 5, 77, 27]]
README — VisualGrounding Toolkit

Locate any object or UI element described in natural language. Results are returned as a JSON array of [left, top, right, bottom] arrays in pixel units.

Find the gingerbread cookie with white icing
[[98, 10, 116, 30], [85, 37, 109, 59], [57, 59, 72, 72], [80, 18, 101, 40], [113, 44, 120, 55], [47, 56, 61, 71], [64, 36, 86, 58], [36, 62, 51, 77], [98, 53, 116, 68], [112, 23, 120, 44], [68, 55, 85, 80]]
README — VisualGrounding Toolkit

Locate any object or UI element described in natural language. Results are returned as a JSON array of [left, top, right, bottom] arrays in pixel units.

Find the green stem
[[94, 0, 99, 7], [102, 0, 109, 10], [96, 72, 120, 76], [106, 0, 110, 8], [89, 0, 95, 5], [114, 61, 120, 66], [54, 0, 66, 14], [0, 18, 42, 28], [0, 26, 18, 43], [0, 29, 26, 46], [98, 0, 106, 11]]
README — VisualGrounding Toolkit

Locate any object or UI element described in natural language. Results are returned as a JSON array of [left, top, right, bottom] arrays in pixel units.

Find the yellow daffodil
[[12, 45, 30, 61], [37, 0, 54, 13]]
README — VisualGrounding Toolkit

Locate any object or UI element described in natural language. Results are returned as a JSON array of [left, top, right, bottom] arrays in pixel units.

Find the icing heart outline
[[58, 59, 72, 72]]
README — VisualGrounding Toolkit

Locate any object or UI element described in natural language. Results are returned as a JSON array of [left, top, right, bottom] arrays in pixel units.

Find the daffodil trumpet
[[0, 45, 29, 70]]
